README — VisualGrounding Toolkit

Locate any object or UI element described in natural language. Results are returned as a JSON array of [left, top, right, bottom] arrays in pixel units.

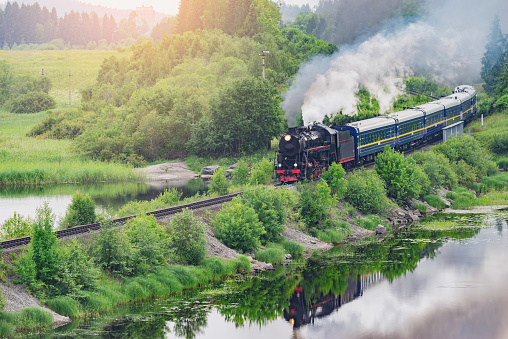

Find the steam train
[[275, 85, 477, 183]]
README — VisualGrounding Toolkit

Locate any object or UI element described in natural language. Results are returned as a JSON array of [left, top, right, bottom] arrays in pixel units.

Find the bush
[[52, 240, 98, 297], [93, 224, 134, 277], [61, 191, 97, 228], [452, 160, 478, 188], [249, 158, 273, 185], [213, 201, 264, 253], [345, 168, 388, 214], [496, 158, 508, 170], [488, 132, 508, 155], [410, 151, 458, 189], [170, 208, 206, 265], [423, 195, 446, 209], [321, 162, 347, 197], [124, 214, 171, 274], [433, 135, 498, 179], [298, 180, 336, 231], [209, 167, 229, 195], [8, 91, 56, 113], [241, 186, 287, 243], [231, 160, 250, 186], [31, 203, 59, 284], [1, 212, 32, 241], [375, 146, 429, 201]]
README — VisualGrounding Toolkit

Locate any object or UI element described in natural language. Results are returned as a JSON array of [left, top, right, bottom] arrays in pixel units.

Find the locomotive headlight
[[284, 134, 291, 142], [278, 164, 282, 167], [294, 163, 298, 167]]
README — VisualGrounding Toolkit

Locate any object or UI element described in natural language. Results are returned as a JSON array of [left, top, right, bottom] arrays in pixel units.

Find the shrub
[[241, 186, 287, 243], [232, 255, 251, 273], [249, 158, 273, 185], [61, 191, 97, 228], [496, 158, 508, 170], [410, 151, 458, 189], [298, 180, 336, 231], [93, 224, 134, 277], [433, 135, 498, 179], [256, 246, 285, 264], [170, 208, 206, 265], [375, 146, 429, 201], [423, 195, 446, 209], [345, 168, 388, 214], [8, 91, 56, 113], [321, 162, 347, 197], [1, 212, 32, 240], [31, 203, 59, 284], [209, 167, 229, 195], [481, 172, 508, 191], [213, 201, 264, 253], [452, 160, 478, 188], [488, 132, 508, 155], [231, 160, 250, 186], [52, 240, 99, 297]]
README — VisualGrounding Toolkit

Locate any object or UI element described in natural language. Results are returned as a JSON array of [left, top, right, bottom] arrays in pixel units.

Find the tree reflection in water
[[85, 216, 484, 337]]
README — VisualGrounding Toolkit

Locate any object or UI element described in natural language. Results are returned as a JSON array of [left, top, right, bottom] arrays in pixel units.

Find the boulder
[[375, 225, 387, 235], [202, 165, 221, 175], [226, 169, 234, 178], [229, 163, 239, 170]]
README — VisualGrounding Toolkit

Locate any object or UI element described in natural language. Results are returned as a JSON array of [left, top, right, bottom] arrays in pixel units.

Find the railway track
[[0, 192, 242, 251]]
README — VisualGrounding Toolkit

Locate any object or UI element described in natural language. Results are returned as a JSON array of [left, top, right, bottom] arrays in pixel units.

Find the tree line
[[0, 1, 139, 48]]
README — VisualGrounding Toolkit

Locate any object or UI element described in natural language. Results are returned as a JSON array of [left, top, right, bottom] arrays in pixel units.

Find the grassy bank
[[0, 50, 128, 107], [47, 257, 250, 318], [0, 112, 139, 186]]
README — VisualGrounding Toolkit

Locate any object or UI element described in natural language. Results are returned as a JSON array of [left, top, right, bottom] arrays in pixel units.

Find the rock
[[226, 169, 234, 178], [285, 254, 292, 260], [229, 163, 239, 169], [375, 225, 386, 235], [202, 165, 221, 175]]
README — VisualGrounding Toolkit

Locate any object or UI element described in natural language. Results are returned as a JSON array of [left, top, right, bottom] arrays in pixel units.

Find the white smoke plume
[[283, 0, 508, 126]]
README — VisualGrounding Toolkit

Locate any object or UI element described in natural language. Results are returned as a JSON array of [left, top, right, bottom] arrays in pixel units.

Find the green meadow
[[0, 49, 130, 107], [0, 111, 139, 186]]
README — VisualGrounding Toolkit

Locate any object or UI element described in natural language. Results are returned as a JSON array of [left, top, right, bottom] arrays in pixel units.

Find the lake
[[37, 211, 508, 339]]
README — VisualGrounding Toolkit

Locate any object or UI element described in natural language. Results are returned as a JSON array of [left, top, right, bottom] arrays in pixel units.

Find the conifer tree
[[481, 15, 507, 94]]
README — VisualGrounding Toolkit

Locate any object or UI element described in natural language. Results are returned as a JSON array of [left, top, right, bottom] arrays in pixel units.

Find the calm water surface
[[0, 179, 208, 224], [39, 212, 508, 339]]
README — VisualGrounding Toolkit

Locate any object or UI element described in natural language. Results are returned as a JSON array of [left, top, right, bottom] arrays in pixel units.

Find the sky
[[75, 0, 321, 15]]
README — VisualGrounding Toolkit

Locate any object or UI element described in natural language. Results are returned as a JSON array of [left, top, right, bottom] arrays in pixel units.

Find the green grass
[[45, 257, 251, 319], [0, 50, 130, 107], [281, 240, 304, 258], [46, 296, 82, 318], [353, 215, 385, 230], [256, 244, 286, 265], [0, 111, 139, 186], [0, 307, 53, 333], [423, 194, 446, 209], [413, 202, 428, 214]]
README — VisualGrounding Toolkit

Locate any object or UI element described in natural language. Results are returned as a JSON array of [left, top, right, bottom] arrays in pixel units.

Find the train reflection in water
[[284, 272, 384, 328]]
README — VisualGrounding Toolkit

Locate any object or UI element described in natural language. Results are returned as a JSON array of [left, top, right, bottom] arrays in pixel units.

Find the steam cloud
[[283, 0, 508, 126]]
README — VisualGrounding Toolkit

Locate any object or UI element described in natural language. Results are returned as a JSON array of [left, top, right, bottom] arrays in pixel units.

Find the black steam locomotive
[[275, 85, 477, 183]]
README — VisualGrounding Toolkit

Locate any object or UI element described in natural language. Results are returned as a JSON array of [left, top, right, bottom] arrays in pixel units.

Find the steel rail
[[0, 192, 242, 250]]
